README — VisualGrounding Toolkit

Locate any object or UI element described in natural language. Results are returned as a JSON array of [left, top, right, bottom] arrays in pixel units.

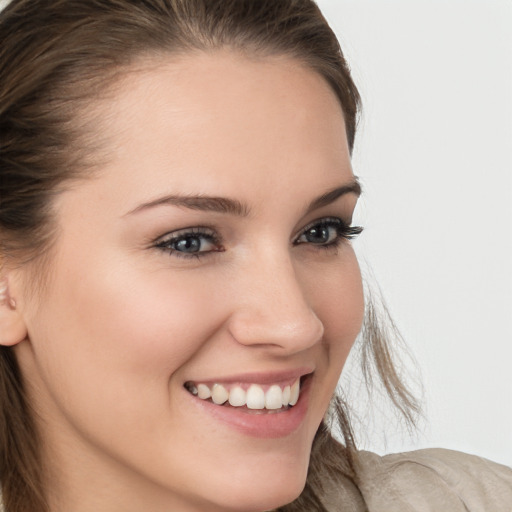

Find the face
[[14, 52, 364, 512]]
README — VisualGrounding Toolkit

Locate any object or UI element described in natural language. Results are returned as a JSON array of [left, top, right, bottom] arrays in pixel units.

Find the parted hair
[[0, 1, 418, 510]]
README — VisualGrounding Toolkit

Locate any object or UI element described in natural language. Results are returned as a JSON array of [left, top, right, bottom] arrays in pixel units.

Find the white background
[[317, 0, 511, 466], [1, 0, 510, 466]]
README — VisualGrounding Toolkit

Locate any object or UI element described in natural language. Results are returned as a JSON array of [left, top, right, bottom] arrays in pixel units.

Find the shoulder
[[354, 448, 512, 511]]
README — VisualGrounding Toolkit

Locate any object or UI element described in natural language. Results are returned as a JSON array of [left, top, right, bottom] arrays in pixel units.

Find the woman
[[0, 1, 510, 511]]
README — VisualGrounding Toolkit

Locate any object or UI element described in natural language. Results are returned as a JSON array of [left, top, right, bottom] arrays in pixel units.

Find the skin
[[6, 52, 364, 512]]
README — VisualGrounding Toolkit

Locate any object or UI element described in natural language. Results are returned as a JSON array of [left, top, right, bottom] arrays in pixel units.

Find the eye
[[154, 227, 222, 259], [300, 224, 338, 245], [295, 217, 362, 248]]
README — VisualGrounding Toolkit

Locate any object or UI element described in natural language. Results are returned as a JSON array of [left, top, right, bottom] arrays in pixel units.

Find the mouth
[[182, 370, 313, 438], [184, 377, 303, 413]]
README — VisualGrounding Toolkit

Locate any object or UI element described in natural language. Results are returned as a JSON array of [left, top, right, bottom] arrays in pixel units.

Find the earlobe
[[0, 278, 28, 346]]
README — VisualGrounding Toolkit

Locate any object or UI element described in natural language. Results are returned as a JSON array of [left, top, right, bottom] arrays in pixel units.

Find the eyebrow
[[125, 176, 361, 217], [304, 177, 361, 215]]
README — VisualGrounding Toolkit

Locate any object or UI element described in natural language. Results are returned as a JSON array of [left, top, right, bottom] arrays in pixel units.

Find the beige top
[[1, 449, 511, 511], [321, 448, 512, 511]]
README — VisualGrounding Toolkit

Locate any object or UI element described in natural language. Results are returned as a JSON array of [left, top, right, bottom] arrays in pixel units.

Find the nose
[[226, 248, 324, 354]]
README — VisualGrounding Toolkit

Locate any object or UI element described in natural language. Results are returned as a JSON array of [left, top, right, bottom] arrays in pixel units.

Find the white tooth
[[229, 386, 246, 407], [289, 379, 300, 406], [211, 384, 229, 405], [197, 384, 211, 400], [282, 385, 291, 406], [246, 384, 265, 409], [265, 385, 283, 410]]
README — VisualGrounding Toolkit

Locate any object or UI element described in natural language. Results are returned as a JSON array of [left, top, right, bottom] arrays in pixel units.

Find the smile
[[184, 379, 300, 411], [183, 373, 313, 438]]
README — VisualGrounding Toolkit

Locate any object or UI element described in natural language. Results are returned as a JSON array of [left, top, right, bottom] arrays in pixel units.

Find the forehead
[[71, 51, 353, 213]]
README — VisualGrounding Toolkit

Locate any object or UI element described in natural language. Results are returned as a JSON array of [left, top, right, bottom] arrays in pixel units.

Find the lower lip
[[187, 377, 312, 439]]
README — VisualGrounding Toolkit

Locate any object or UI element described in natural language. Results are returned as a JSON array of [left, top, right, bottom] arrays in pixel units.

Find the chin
[[217, 473, 307, 512], [204, 453, 309, 512]]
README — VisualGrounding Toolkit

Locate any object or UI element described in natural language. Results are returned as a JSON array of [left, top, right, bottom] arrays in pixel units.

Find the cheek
[[299, 248, 364, 408], [22, 250, 226, 432], [77, 270, 218, 370], [306, 248, 364, 351], [310, 249, 364, 406]]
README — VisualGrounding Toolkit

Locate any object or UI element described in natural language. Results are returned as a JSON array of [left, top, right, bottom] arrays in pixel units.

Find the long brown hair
[[0, 1, 418, 510]]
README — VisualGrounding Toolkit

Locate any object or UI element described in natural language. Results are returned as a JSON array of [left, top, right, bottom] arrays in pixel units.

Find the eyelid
[[293, 216, 348, 240], [152, 225, 223, 260], [293, 216, 363, 248], [150, 216, 362, 261], [154, 225, 217, 245]]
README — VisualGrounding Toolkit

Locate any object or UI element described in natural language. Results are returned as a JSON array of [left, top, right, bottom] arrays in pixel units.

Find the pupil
[[176, 237, 201, 252], [307, 226, 329, 243]]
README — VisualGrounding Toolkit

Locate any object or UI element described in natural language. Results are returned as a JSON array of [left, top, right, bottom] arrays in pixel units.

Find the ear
[[0, 277, 28, 346]]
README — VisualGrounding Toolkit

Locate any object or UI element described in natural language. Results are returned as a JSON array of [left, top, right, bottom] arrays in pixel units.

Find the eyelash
[[294, 217, 363, 249], [153, 218, 363, 260], [154, 226, 221, 260]]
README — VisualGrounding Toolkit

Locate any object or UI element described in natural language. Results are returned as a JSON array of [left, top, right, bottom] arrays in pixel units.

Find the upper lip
[[184, 367, 314, 386]]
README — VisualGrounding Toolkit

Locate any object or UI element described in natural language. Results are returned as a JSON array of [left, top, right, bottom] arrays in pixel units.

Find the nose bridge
[[228, 245, 324, 352]]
